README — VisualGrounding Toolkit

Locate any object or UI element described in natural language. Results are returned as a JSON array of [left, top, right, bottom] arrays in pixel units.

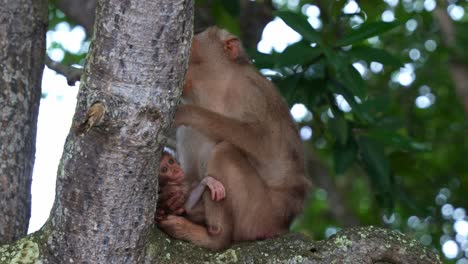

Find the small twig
[[45, 56, 83, 86]]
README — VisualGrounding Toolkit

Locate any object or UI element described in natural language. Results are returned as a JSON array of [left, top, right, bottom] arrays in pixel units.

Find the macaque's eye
[[161, 167, 168, 174], [168, 158, 175, 165]]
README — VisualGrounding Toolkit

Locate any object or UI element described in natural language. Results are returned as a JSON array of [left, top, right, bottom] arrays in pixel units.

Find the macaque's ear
[[224, 37, 241, 60]]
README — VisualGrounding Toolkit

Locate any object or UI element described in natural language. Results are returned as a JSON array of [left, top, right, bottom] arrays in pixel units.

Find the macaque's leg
[[202, 142, 272, 243], [175, 105, 262, 158], [158, 214, 232, 250]]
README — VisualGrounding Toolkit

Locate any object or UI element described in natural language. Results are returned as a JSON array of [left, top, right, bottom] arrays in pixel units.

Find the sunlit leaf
[[336, 22, 399, 47]]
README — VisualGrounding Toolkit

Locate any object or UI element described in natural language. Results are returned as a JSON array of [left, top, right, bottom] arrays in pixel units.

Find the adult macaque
[[156, 152, 225, 221], [158, 27, 311, 250]]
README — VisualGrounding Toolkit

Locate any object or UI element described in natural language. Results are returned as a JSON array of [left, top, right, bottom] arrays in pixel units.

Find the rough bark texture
[[42, 0, 193, 262], [0, 226, 441, 263], [0, 0, 47, 243]]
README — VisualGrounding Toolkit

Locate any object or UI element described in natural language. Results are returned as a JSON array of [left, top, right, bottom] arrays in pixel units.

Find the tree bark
[[0, 0, 47, 243], [144, 226, 442, 263], [41, 0, 193, 262]]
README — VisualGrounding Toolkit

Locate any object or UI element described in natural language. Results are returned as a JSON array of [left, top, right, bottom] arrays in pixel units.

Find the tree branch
[[45, 56, 83, 86], [142, 226, 441, 263]]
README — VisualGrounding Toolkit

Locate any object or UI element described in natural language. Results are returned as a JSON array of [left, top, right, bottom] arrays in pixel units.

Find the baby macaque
[[156, 152, 225, 221]]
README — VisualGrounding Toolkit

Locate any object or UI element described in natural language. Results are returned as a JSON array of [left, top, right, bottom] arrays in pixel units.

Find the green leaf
[[277, 41, 322, 67], [328, 114, 348, 146], [347, 46, 403, 67], [336, 22, 399, 47], [357, 136, 393, 202], [221, 0, 240, 17], [343, 64, 367, 98], [333, 140, 357, 174], [325, 52, 367, 98], [275, 11, 321, 43], [327, 82, 374, 123], [366, 130, 432, 152], [249, 50, 275, 69], [357, 136, 394, 210], [212, 2, 240, 36], [276, 74, 301, 102]]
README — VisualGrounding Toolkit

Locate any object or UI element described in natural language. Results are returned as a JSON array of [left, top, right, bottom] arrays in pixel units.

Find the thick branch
[[143, 226, 441, 263], [0, 226, 440, 263], [45, 56, 83, 85]]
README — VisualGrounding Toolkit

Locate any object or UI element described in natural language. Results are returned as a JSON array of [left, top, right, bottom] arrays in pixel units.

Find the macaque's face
[[159, 154, 184, 184]]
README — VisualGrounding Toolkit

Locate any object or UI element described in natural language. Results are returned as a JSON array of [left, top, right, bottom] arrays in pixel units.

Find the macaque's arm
[[185, 176, 226, 210], [175, 105, 263, 159]]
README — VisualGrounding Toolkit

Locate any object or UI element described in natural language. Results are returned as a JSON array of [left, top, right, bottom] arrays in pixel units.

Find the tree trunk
[[0, 0, 47, 243], [41, 0, 193, 262]]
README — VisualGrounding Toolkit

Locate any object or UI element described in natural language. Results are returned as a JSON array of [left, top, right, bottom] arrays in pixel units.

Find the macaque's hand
[[158, 183, 188, 215], [158, 215, 190, 240], [155, 208, 167, 222], [203, 176, 226, 201]]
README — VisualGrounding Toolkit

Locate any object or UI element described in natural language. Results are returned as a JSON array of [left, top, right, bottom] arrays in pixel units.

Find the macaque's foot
[[158, 215, 190, 240], [204, 176, 226, 201]]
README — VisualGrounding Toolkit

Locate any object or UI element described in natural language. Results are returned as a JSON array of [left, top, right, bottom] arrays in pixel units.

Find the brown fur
[[158, 27, 311, 250]]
